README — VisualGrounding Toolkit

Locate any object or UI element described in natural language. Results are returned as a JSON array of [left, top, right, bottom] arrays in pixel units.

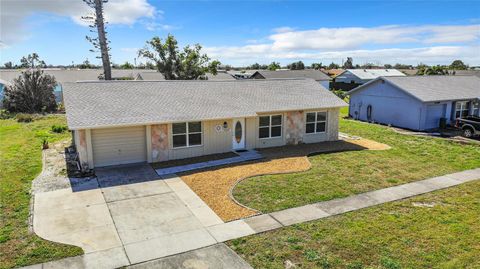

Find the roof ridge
[[73, 78, 313, 83]]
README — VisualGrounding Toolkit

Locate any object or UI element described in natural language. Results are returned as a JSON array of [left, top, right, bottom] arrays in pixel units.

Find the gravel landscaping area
[[181, 138, 387, 222]]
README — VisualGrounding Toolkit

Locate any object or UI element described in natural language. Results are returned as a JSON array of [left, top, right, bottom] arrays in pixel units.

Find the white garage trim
[[91, 126, 147, 167], [86, 129, 94, 168]]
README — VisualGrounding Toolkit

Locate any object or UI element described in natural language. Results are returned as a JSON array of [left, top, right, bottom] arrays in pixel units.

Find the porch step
[[155, 150, 262, 176]]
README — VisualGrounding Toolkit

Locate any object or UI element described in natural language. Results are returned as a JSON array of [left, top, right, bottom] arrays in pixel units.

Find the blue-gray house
[[348, 76, 480, 131]]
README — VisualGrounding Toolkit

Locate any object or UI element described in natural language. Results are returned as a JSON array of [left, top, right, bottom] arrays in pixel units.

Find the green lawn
[[0, 115, 83, 269], [233, 113, 480, 212], [229, 180, 480, 269]]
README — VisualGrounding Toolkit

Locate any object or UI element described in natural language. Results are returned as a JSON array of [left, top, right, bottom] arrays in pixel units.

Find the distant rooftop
[[252, 69, 331, 81], [0, 69, 160, 84], [343, 69, 406, 79]]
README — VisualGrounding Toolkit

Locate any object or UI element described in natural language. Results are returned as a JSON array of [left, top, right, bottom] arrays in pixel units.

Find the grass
[[229, 180, 480, 269], [0, 115, 83, 269], [233, 110, 480, 212]]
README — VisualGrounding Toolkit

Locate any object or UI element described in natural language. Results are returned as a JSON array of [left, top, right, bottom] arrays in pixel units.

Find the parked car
[[455, 116, 480, 138]]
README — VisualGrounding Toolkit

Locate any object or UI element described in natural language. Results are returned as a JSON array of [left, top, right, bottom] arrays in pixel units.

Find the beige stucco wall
[[164, 119, 233, 161], [249, 108, 341, 148], [78, 107, 342, 167]]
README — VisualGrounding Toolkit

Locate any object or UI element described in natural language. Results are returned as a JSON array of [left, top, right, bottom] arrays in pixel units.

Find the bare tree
[[83, 0, 112, 80]]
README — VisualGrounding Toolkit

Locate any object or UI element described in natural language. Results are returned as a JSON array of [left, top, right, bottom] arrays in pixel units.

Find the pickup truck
[[455, 116, 480, 138]]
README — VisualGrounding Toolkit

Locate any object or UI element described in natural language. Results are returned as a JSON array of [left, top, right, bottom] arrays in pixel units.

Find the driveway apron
[[33, 164, 224, 267]]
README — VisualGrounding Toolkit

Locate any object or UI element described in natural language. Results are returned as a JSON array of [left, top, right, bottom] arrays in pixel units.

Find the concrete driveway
[[33, 164, 240, 268]]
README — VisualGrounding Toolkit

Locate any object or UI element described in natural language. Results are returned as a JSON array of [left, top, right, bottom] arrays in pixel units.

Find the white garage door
[[92, 126, 147, 167]]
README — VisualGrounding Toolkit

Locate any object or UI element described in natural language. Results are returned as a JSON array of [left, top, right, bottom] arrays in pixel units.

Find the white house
[[335, 69, 406, 84], [63, 79, 347, 169]]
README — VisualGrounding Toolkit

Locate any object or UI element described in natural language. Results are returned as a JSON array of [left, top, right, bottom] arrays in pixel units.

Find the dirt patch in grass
[[152, 152, 239, 169], [181, 139, 384, 222]]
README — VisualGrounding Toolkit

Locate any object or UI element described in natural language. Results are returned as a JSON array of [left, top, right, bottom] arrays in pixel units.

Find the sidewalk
[[22, 168, 480, 269]]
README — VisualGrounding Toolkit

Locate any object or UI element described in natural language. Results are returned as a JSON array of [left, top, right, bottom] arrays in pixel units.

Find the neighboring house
[[63, 79, 347, 169], [135, 71, 165, 80], [336, 69, 406, 84], [227, 71, 253, 79], [321, 69, 344, 78], [204, 72, 235, 80], [348, 76, 480, 131], [448, 70, 480, 78], [250, 70, 331, 89], [398, 69, 418, 76], [333, 69, 406, 91], [0, 79, 12, 108], [0, 69, 153, 104]]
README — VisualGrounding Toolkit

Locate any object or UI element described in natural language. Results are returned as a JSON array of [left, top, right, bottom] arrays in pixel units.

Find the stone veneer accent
[[327, 108, 340, 141], [285, 111, 305, 145], [151, 124, 169, 162], [77, 129, 89, 169]]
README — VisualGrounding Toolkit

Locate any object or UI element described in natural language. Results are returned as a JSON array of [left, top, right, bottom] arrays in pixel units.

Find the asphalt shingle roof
[[384, 76, 480, 102], [253, 70, 331, 81], [344, 69, 406, 79], [63, 79, 347, 129], [0, 69, 157, 84], [350, 76, 480, 103]]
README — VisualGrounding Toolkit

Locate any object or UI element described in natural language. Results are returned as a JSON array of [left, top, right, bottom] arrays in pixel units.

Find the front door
[[232, 118, 246, 151]]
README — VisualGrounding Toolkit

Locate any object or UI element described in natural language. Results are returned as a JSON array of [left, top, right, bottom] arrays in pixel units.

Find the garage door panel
[[425, 104, 445, 130], [92, 126, 147, 167]]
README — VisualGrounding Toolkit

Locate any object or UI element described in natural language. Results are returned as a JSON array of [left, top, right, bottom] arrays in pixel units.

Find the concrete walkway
[[155, 150, 262, 176], [27, 167, 480, 269]]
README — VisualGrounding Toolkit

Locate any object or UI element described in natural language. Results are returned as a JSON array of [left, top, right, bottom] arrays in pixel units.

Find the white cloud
[[0, 0, 156, 46], [268, 24, 480, 51], [204, 24, 480, 65], [143, 22, 180, 32]]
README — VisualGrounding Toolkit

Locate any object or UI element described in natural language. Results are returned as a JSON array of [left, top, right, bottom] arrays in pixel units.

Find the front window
[[172, 121, 202, 148], [306, 112, 327, 134], [259, 115, 282, 139], [455, 101, 470, 118], [472, 101, 480, 116]]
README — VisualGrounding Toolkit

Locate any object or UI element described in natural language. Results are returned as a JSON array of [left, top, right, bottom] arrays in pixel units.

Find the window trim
[[455, 101, 470, 118], [472, 101, 480, 116], [305, 111, 328, 135], [258, 114, 283, 139], [171, 121, 203, 149]]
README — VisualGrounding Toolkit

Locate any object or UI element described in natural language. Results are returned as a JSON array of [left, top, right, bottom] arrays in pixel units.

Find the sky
[[1, 0, 479, 67]]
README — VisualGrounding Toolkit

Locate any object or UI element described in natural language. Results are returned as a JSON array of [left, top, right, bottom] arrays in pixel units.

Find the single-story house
[[448, 70, 480, 78], [321, 69, 345, 78], [335, 69, 406, 84], [250, 70, 331, 89], [134, 71, 165, 80], [0, 69, 155, 104], [348, 76, 480, 131], [205, 71, 235, 80], [63, 79, 347, 169]]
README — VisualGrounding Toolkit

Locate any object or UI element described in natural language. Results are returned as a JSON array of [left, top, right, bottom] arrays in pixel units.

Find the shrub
[[51, 124, 67, 133], [16, 113, 34, 123], [0, 109, 12, 119], [3, 68, 57, 113]]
